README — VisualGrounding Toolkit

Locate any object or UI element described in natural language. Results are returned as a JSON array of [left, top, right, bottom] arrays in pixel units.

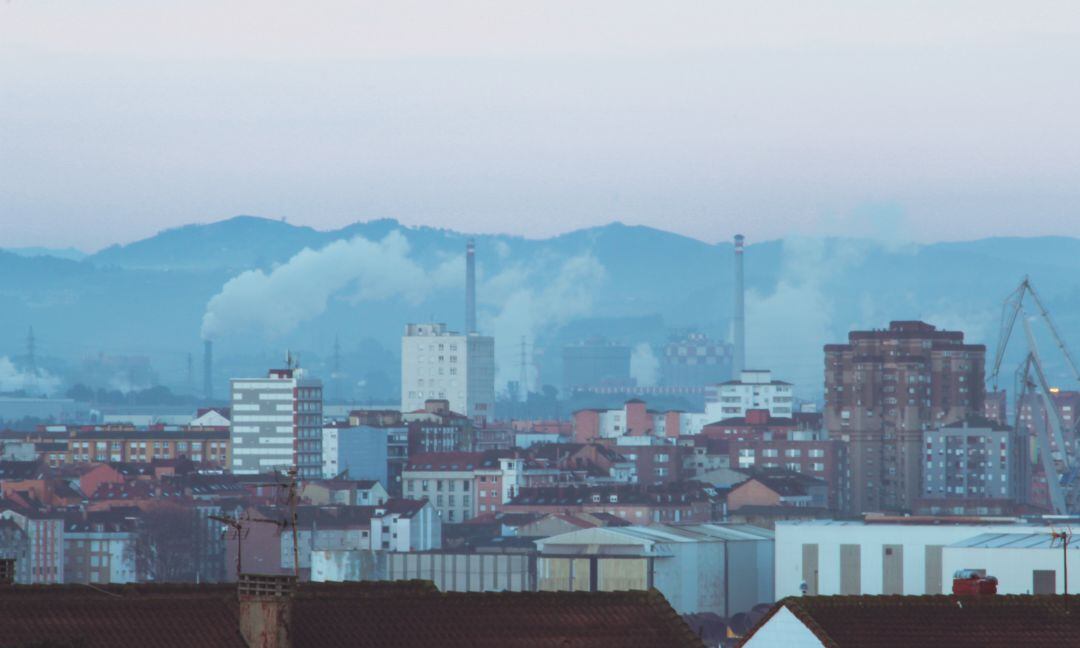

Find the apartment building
[[825, 321, 985, 513], [401, 323, 495, 423], [230, 367, 323, 478]]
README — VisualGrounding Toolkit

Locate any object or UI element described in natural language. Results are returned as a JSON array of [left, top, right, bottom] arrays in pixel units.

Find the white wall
[[742, 607, 824, 648], [942, 545, 1080, 594], [775, 521, 1050, 597]]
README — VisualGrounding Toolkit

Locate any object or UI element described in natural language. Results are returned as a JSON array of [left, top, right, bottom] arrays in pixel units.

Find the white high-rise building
[[401, 323, 494, 423], [705, 369, 794, 421], [230, 367, 323, 478]]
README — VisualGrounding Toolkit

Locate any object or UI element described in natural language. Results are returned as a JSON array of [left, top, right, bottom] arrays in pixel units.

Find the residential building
[[402, 452, 480, 523], [401, 323, 495, 424], [535, 523, 773, 616], [727, 468, 829, 511], [0, 501, 64, 583], [705, 369, 794, 419], [369, 498, 441, 552], [572, 399, 711, 442], [611, 436, 686, 485], [503, 482, 720, 525], [321, 422, 388, 483], [919, 417, 1027, 515], [230, 367, 323, 478], [62, 511, 138, 584], [348, 409, 410, 496], [60, 426, 231, 469], [825, 321, 986, 513], [0, 519, 29, 583]]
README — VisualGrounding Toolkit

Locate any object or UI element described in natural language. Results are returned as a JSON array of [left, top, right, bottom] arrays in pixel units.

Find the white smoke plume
[[0, 356, 61, 395], [745, 237, 869, 400], [630, 343, 660, 387], [483, 254, 606, 391], [201, 232, 459, 340]]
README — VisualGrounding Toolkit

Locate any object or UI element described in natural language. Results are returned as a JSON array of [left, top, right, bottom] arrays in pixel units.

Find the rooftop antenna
[[209, 512, 286, 579], [286, 350, 294, 370], [1052, 525, 1073, 600]]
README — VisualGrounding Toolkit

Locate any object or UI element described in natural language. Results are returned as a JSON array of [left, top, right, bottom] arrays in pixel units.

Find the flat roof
[[948, 532, 1080, 550]]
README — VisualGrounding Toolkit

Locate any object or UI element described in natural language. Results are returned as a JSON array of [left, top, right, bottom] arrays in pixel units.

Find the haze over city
[[4, 3, 1080, 647], [4, 1, 1080, 250]]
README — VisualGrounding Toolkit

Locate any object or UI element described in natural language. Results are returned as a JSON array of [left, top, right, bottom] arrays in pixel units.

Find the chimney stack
[[732, 234, 746, 376], [238, 573, 295, 648], [203, 340, 213, 401], [466, 238, 477, 335]]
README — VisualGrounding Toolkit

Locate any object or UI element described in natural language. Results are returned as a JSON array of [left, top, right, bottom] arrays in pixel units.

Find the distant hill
[[3, 247, 87, 262], [5, 216, 1080, 401]]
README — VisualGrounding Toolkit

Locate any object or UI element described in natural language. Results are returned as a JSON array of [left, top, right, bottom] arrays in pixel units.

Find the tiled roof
[[291, 582, 705, 647], [405, 452, 483, 471], [0, 584, 246, 647], [0, 580, 703, 648], [742, 595, 1080, 648], [0, 460, 44, 481]]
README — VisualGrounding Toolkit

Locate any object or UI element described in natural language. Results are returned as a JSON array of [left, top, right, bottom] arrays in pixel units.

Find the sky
[[2, 1, 1079, 251]]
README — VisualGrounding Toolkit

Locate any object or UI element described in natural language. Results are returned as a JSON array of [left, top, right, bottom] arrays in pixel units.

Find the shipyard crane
[[990, 277, 1080, 514]]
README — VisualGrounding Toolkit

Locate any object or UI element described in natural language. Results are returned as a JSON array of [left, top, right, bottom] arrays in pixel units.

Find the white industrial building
[[230, 367, 323, 478], [775, 518, 1053, 597], [535, 523, 773, 617], [401, 323, 495, 423], [942, 532, 1080, 594], [705, 369, 794, 420]]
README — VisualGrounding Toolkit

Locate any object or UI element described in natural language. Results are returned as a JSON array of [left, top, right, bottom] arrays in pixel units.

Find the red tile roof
[[741, 595, 1080, 648], [0, 580, 704, 648], [291, 582, 705, 647], [0, 584, 246, 647]]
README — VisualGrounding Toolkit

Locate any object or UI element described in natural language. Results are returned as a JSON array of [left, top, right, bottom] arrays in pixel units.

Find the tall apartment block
[[401, 323, 495, 423], [230, 367, 323, 478], [824, 321, 985, 513]]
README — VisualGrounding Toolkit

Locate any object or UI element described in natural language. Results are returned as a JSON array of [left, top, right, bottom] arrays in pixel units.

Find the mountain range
[[3, 216, 1080, 402]]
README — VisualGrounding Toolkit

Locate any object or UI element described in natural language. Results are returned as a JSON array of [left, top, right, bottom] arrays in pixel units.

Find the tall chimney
[[238, 574, 294, 648], [732, 234, 745, 376], [466, 238, 477, 334], [203, 340, 213, 401]]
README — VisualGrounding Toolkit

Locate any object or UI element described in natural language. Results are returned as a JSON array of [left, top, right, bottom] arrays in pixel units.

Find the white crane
[[990, 277, 1080, 514]]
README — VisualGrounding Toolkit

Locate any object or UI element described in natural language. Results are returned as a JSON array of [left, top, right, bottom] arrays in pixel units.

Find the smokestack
[[466, 238, 476, 334], [733, 234, 745, 376], [203, 340, 213, 401]]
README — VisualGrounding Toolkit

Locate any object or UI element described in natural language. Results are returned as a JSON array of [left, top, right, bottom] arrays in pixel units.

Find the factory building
[[774, 517, 1051, 598], [535, 523, 773, 617]]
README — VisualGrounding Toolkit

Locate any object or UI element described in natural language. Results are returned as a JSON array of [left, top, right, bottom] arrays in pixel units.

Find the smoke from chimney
[[733, 234, 745, 376], [466, 238, 477, 334], [203, 340, 213, 401]]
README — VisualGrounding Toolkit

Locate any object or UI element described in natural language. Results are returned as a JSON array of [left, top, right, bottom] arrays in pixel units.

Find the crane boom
[[1022, 279, 1080, 385]]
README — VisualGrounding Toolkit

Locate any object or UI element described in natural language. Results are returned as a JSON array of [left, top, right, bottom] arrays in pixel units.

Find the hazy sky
[[2, 1, 1079, 250]]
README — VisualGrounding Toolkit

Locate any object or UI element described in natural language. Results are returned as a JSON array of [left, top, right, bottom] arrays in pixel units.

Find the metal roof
[[948, 532, 1080, 550]]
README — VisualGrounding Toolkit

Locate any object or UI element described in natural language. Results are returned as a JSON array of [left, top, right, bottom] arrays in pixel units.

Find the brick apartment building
[[825, 321, 986, 513]]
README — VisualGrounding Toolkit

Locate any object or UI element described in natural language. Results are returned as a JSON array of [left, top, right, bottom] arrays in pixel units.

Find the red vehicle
[[952, 569, 998, 596]]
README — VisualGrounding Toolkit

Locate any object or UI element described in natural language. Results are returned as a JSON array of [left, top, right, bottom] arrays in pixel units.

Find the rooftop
[[742, 595, 1080, 648], [0, 580, 705, 647]]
